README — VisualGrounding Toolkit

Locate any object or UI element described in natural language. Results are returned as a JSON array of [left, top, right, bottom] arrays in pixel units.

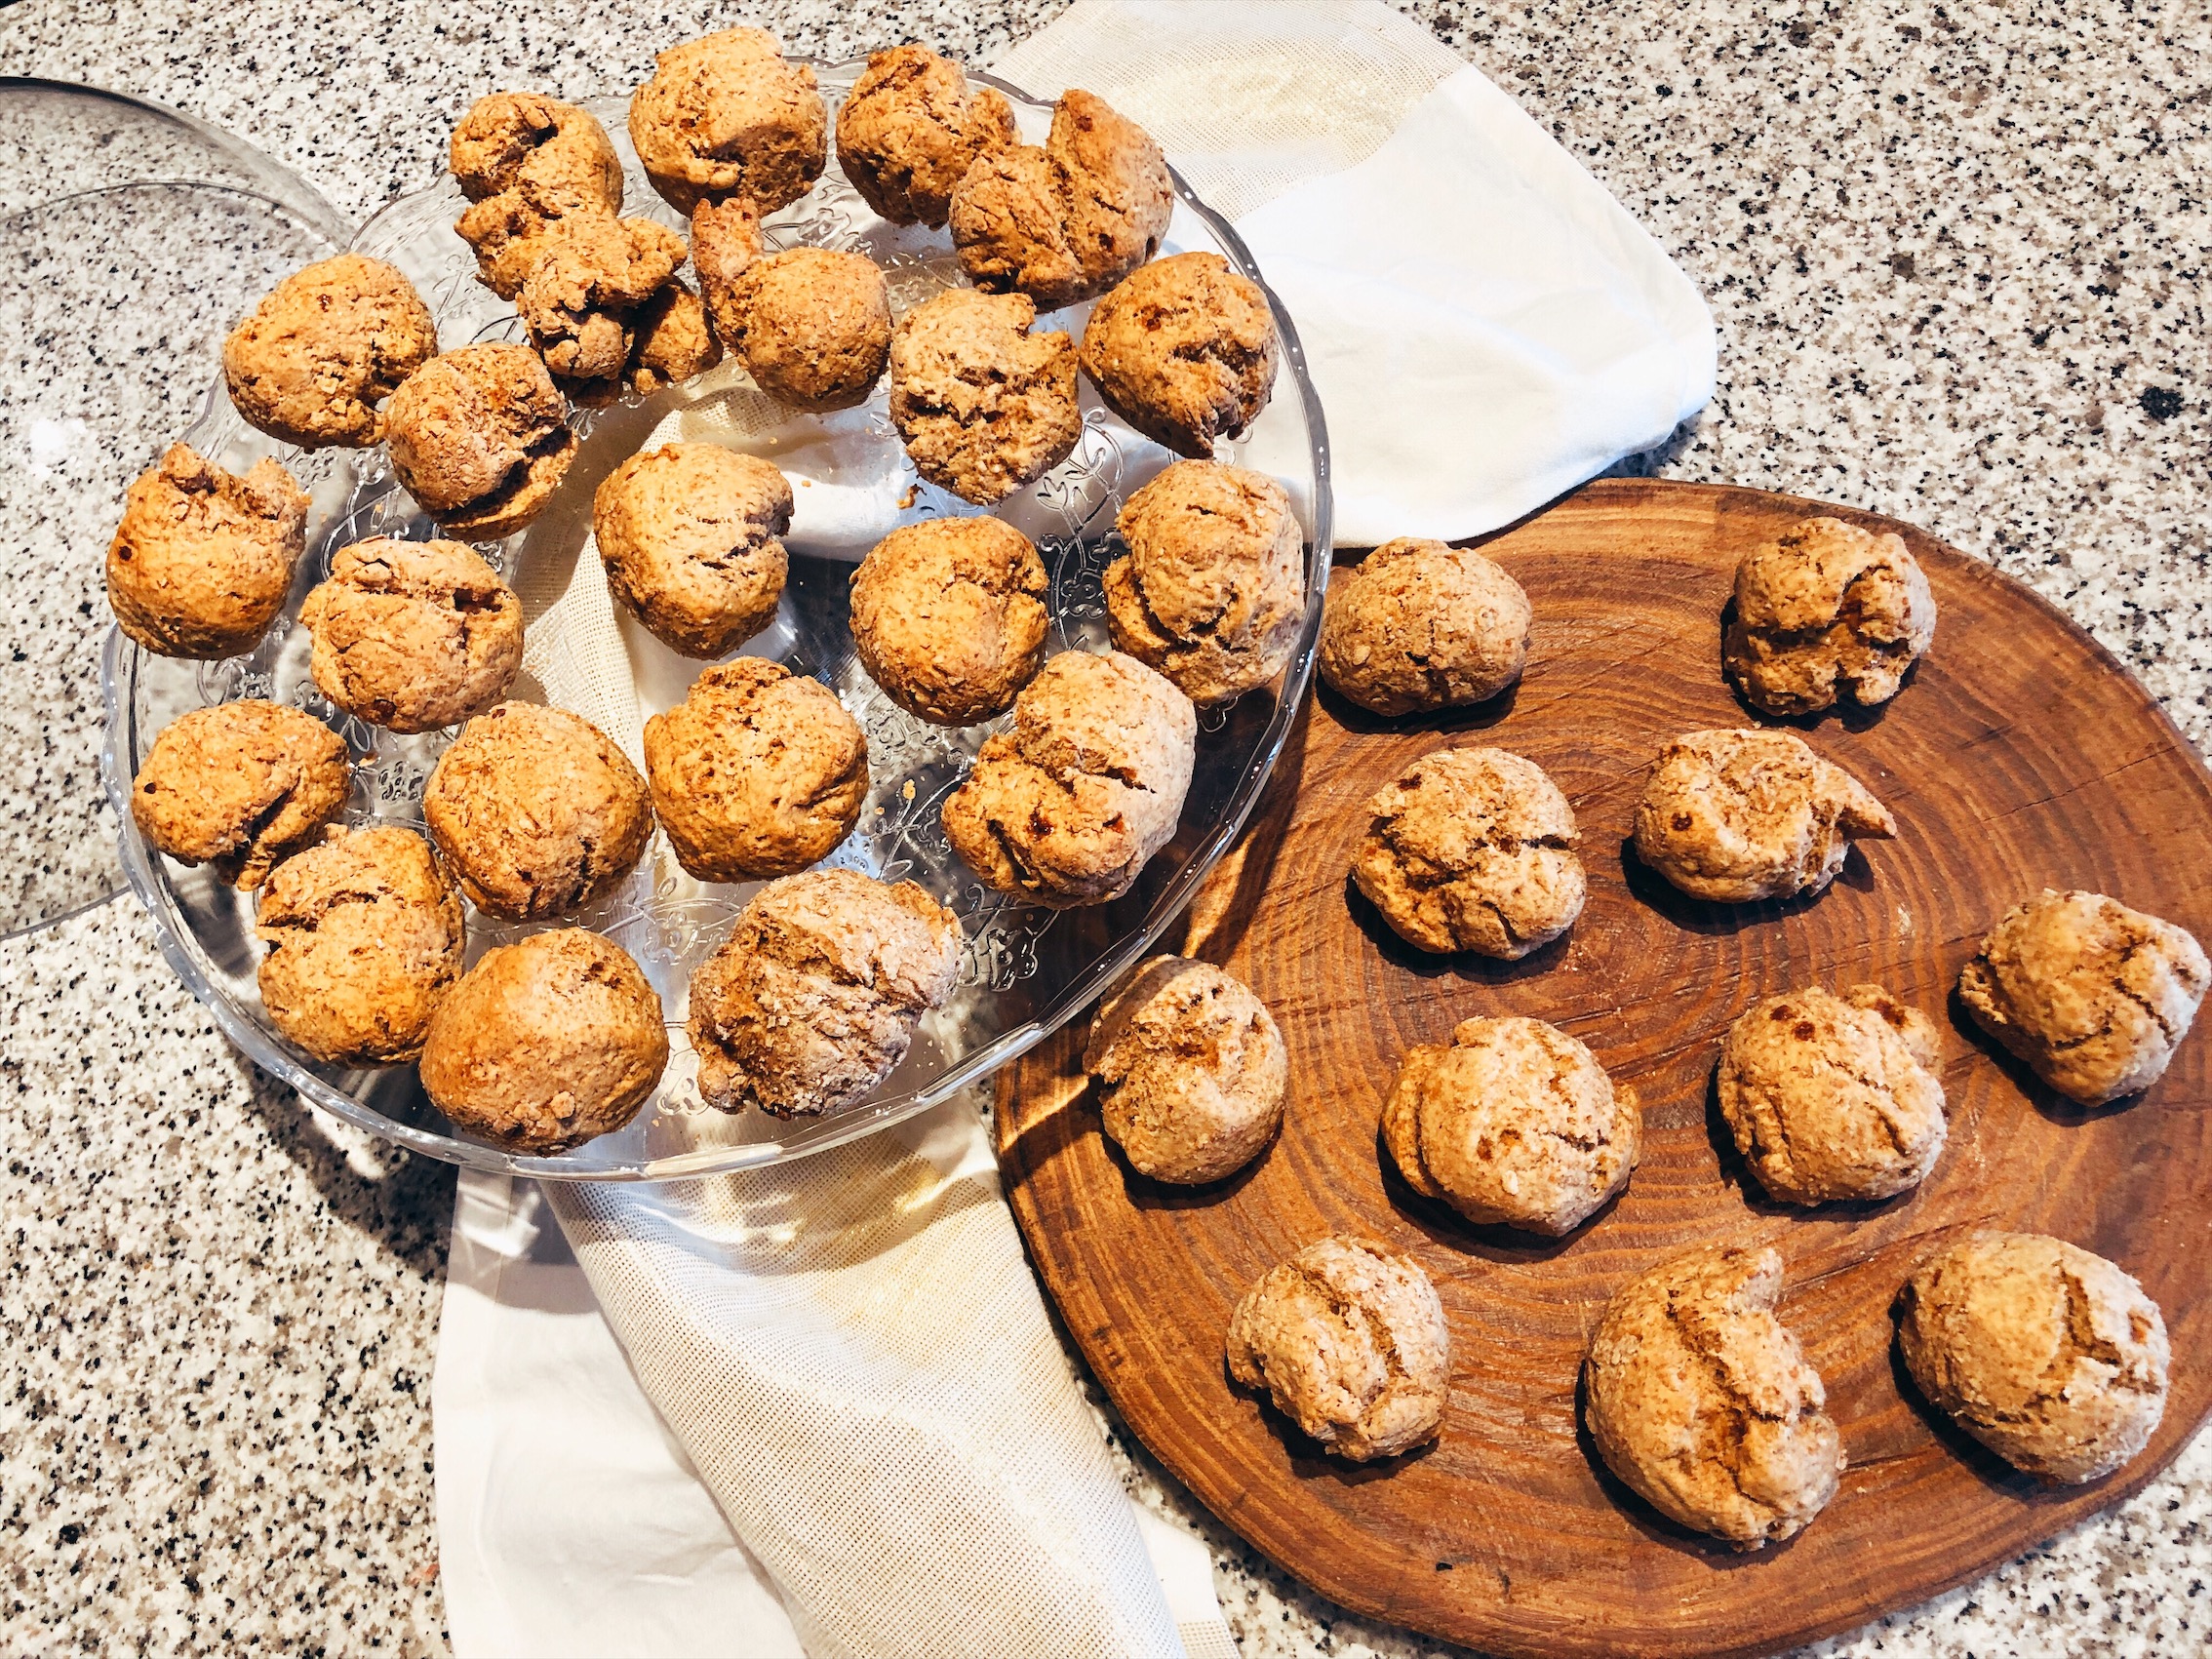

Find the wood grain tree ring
[[995, 478, 2212, 1659]]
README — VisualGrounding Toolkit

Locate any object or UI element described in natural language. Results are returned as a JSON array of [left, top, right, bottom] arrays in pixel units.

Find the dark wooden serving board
[[994, 478, 2212, 1659]]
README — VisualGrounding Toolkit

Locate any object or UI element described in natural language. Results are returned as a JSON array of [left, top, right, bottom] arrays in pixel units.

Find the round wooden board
[[994, 479, 2212, 1659]]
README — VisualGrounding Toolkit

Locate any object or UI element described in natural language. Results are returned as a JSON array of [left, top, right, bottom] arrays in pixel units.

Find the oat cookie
[[1724, 516, 1937, 716], [643, 658, 868, 883], [384, 343, 578, 541], [1104, 460, 1304, 707], [1585, 1244, 1845, 1548], [835, 45, 1016, 228], [688, 870, 963, 1119], [717, 247, 891, 411], [1225, 1235, 1450, 1462], [849, 517, 1047, 726], [255, 825, 464, 1065], [422, 702, 652, 920], [628, 28, 827, 216], [1897, 1231, 2169, 1482], [1081, 254, 1279, 457], [1718, 985, 1947, 1204], [1084, 957, 1287, 1184], [593, 444, 791, 658], [690, 194, 762, 344], [517, 214, 688, 390], [888, 288, 1081, 505], [131, 700, 350, 889], [1319, 539, 1530, 717], [420, 928, 669, 1153], [1631, 729, 1896, 904], [941, 649, 1197, 908], [300, 538, 523, 733], [223, 254, 438, 449], [1383, 1016, 1638, 1235], [1351, 747, 1585, 959], [624, 280, 723, 395], [1957, 889, 2207, 1105], [105, 444, 308, 659], [949, 89, 1171, 309], [449, 92, 625, 299]]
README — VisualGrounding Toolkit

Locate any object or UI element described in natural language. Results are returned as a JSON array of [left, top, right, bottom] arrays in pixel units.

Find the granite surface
[[1, 0, 2207, 1654]]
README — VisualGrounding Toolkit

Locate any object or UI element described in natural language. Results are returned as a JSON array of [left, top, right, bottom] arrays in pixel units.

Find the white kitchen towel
[[434, 6, 1717, 1656]]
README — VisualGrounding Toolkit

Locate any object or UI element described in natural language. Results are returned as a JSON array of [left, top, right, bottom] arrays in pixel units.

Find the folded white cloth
[[433, 7, 1716, 1656]]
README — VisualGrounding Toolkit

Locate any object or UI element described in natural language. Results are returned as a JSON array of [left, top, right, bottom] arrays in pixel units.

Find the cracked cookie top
[[939, 648, 1196, 908], [1104, 460, 1304, 707], [1585, 1244, 1844, 1548], [849, 516, 1048, 726], [222, 254, 438, 450], [687, 869, 963, 1120], [1631, 728, 1896, 905], [1351, 747, 1585, 959], [1382, 1014, 1637, 1235], [642, 658, 868, 885], [106, 444, 309, 660], [888, 287, 1081, 506], [1957, 889, 2207, 1106], [715, 247, 891, 412], [131, 700, 351, 890], [422, 701, 652, 922], [255, 825, 464, 1066], [419, 928, 668, 1153], [1718, 984, 1947, 1204], [384, 343, 579, 542], [1319, 537, 1530, 717], [1080, 253, 1279, 458], [1225, 1234, 1450, 1462], [1724, 515, 1937, 716], [627, 28, 827, 216], [1898, 1230, 2169, 1482], [1084, 956, 1287, 1185], [516, 214, 688, 389], [835, 45, 1017, 229], [593, 443, 792, 659], [449, 92, 625, 300], [301, 537, 523, 734]]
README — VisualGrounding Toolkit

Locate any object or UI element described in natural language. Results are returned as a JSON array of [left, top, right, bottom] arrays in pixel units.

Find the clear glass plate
[[1, 79, 347, 936], [102, 62, 1332, 1179]]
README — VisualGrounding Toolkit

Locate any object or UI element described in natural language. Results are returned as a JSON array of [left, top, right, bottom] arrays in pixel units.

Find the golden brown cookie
[[422, 701, 652, 920], [849, 517, 1047, 726], [949, 88, 1171, 309], [1585, 1244, 1845, 1548], [687, 869, 963, 1118], [449, 92, 625, 299], [1084, 956, 1286, 1184], [940, 649, 1196, 908], [593, 443, 792, 658], [255, 824, 464, 1065], [1957, 889, 2208, 1105], [690, 194, 762, 344], [131, 700, 351, 889], [222, 254, 438, 450], [1631, 728, 1896, 904], [888, 288, 1080, 505], [517, 214, 689, 389], [1383, 1015, 1638, 1234], [835, 45, 1016, 228], [1081, 254, 1278, 458], [1225, 1235, 1449, 1462], [1350, 747, 1585, 958], [628, 28, 827, 216], [1718, 985, 1947, 1203], [1104, 460, 1303, 706], [1724, 517, 1937, 716], [1319, 538, 1530, 717], [642, 658, 868, 883], [420, 928, 669, 1153], [300, 537, 523, 733], [624, 280, 724, 395], [105, 444, 308, 659], [1897, 1231, 2169, 1482], [384, 343, 579, 541], [716, 247, 891, 411]]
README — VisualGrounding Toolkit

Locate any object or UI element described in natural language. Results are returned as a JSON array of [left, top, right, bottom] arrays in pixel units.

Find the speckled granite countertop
[[2, 1, 2206, 1654]]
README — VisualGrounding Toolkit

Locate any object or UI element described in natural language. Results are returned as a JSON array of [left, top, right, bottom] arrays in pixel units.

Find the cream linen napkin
[[434, 6, 1717, 1655]]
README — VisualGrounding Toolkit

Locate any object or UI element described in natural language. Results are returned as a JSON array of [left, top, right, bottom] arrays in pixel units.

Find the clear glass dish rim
[[98, 59, 1335, 1182]]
